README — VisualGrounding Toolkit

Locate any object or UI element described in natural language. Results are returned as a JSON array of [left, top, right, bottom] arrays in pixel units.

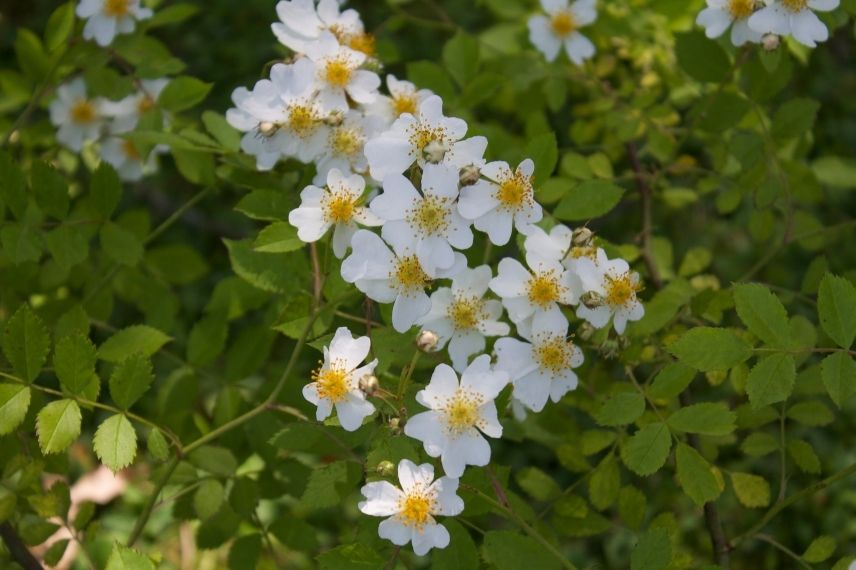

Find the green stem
[[397, 350, 421, 400], [126, 455, 180, 547], [1, 48, 68, 148], [753, 533, 813, 569]]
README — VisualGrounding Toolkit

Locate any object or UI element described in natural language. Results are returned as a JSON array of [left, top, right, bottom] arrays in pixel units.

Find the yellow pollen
[[393, 255, 431, 292], [550, 10, 577, 38], [409, 196, 451, 235], [312, 363, 350, 403], [447, 297, 484, 330], [569, 246, 597, 260], [444, 391, 481, 434], [392, 94, 418, 117], [322, 191, 357, 224], [288, 104, 319, 137], [495, 171, 533, 211], [137, 96, 155, 114], [534, 337, 573, 374], [780, 0, 807, 11], [409, 126, 445, 153], [605, 272, 638, 307], [70, 100, 97, 124], [347, 33, 376, 57], [122, 139, 141, 161], [330, 127, 363, 156], [727, 0, 755, 19], [400, 494, 433, 528], [104, 0, 131, 17], [527, 271, 564, 308], [324, 59, 353, 88]]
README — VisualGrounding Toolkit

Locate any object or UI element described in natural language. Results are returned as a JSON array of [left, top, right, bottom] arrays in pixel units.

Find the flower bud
[[416, 330, 440, 353], [258, 121, 278, 136], [459, 165, 481, 186], [423, 140, 449, 163], [325, 110, 345, 127], [762, 34, 780, 51], [359, 374, 380, 396], [577, 321, 595, 341], [376, 460, 395, 476], [388, 417, 401, 434], [572, 227, 595, 248], [580, 291, 604, 309]]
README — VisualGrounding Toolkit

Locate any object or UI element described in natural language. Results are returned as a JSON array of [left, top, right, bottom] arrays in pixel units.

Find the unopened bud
[[359, 374, 380, 396], [577, 321, 595, 341], [388, 417, 401, 433], [580, 291, 604, 309], [459, 165, 481, 186], [423, 140, 449, 163], [258, 121, 277, 136], [572, 227, 594, 248], [325, 110, 344, 127], [376, 460, 395, 476], [416, 330, 440, 352], [762, 34, 780, 51]]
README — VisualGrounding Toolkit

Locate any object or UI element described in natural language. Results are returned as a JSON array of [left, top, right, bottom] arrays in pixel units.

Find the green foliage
[[818, 274, 856, 349], [668, 328, 752, 371], [2, 305, 50, 382], [93, 414, 138, 471], [746, 353, 796, 409], [621, 422, 672, 476], [36, 399, 81, 455]]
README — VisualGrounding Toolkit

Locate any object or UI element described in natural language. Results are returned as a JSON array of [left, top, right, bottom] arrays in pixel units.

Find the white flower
[[494, 310, 583, 413], [364, 95, 487, 181], [76, 0, 152, 47], [575, 249, 644, 334], [458, 159, 543, 246], [696, 0, 763, 46], [49, 78, 105, 152], [524, 224, 573, 267], [288, 168, 381, 258], [366, 75, 435, 125], [102, 79, 170, 134], [489, 256, 578, 339], [314, 110, 383, 184], [272, 0, 363, 54], [304, 32, 380, 113], [302, 326, 377, 431], [417, 266, 510, 372], [359, 459, 463, 556], [341, 230, 465, 332], [370, 163, 473, 274], [748, 0, 840, 48], [403, 355, 508, 478], [100, 137, 158, 181], [528, 0, 597, 65]]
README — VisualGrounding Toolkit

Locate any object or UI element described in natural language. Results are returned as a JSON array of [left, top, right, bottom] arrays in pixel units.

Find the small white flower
[[49, 78, 105, 152], [304, 32, 380, 113], [102, 79, 169, 134], [100, 137, 158, 181], [364, 95, 487, 181], [575, 249, 644, 334], [359, 459, 463, 556], [417, 266, 510, 372], [748, 0, 839, 48], [495, 310, 583, 413], [76, 0, 152, 47], [523, 224, 573, 268], [366, 75, 435, 125], [528, 0, 597, 65], [404, 355, 508, 478], [489, 256, 578, 338], [302, 326, 377, 431], [696, 0, 764, 46], [458, 159, 543, 246], [314, 110, 384, 185], [288, 168, 381, 258], [341, 230, 465, 332], [370, 163, 473, 274], [272, 0, 364, 54]]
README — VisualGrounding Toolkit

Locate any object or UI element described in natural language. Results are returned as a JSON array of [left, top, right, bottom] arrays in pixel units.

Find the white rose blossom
[[574, 249, 644, 334], [367, 75, 435, 125], [359, 459, 463, 555], [404, 355, 508, 478], [528, 0, 597, 65], [314, 110, 384, 185], [417, 265, 510, 372], [99, 137, 157, 181], [302, 326, 377, 431], [696, 0, 763, 46], [340, 230, 466, 332], [76, 0, 152, 47], [304, 32, 380, 113], [101, 78, 170, 134], [748, 0, 840, 48], [49, 78, 105, 152], [272, 0, 364, 54], [288, 168, 382, 258]]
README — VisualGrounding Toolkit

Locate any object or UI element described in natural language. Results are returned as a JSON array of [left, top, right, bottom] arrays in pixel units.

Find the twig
[[0, 523, 43, 570], [126, 456, 180, 547], [384, 546, 402, 570], [626, 142, 662, 290], [486, 466, 509, 509], [753, 533, 813, 569]]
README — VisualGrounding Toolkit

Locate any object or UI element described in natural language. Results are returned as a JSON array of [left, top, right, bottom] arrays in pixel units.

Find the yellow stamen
[[550, 10, 577, 38], [408, 196, 451, 235], [409, 125, 446, 153], [122, 139, 141, 161], [780, 0, 807, 12], [322, 191, 357, 224], [495, 170, 533, 212], [104, 0, 131, 17], [324, 59, 353, 88], [393, 255, 431, 292], [312, 362, 350, 403], [330, 127, 363, 157], [70, 100, 97, 125], [534, 337, 574, 374], [604, 272, 639, 307], [347, 33, 376, 57], [568, 246, 597, 260], [400, 494, 432, 527], [288, 104, 320, 137], [527, 270, 564, 308], [447, 296, 484, 330], [392, 93, 418, 117], [137, 96, 155, 114], [443, 390, 482, 434]]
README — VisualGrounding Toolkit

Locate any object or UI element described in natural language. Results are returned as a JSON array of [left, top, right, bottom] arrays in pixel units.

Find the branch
[[0, 523, 44, 570], [626, 142, 662, 290]]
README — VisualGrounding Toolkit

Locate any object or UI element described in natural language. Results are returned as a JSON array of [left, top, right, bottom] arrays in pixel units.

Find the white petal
[[696, 7, 731, 39], [458, 181, 499, 220], [329, 327, 371, 370], [378, 517, 412, 546], [336, 394, 375, 431], [748, 5, 791, 34], [412, 523, 449, 555], [397, 459, 435, 493], [513, 370, 552, 412], [359, 481, 405, 516], [808, 0, 839, 11], [429, 477, 464, 516], [490, 258, 531, 298], [448, 331, 485, 373], [576, 304, 612, 329], [417, 364, 461, 408], [477, 402, 503, 438], [392, 292, 432, 333], [371, 173, 420, 220], [528, 15, 562, 62], [564, 33, 596, 66], [403, 411, 447, 458], [790, 9, 828, 47], [442, 432, 490, 478], [476, 208, 514, 246]]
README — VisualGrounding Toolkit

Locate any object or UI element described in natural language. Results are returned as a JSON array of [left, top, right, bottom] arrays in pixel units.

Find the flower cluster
[[697, 0, 840, 48]]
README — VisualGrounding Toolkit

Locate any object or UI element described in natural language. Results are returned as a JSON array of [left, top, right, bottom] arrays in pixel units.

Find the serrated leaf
[[482, 531, 561, 570], [53, 335, 97, 396], [147, 427, 169, 461], [649, 362, 696, 400], [98, 325, 171, 362], [619, 486, 647, 530], [668, 327, 752, 372], [821, 352, 856, 408], [631, 527, 671, 570], [621, 422, 672, 476], [253, 221, 303, 253], [730, 472, 770, 508], [554, 180, 625, 221], [675, 443, 720, 506], [786, 400, 834, 426], [108, 354, 154, 410], [667, 403, 736, 435], [89, 162, 122, 219], [818, 274, 856, 349], [746, 353, 796, 409], [94, 414, 137, 471], [771, 97, 820, 140], [301, 461, 357, 509], [105, 542, 156, 570], [675, 31, 730, 83], [31, 160, 69, 219], [432, 519, 478, 570], [0, 384, 31, 435], [228, 534, 262, 570], [595, 392, 645, 426], [788, 440, 821, 474], [194, 479, 224, 519], [3, 304, 50, 383], [733, 284, 790, 348], [37, 399, 81, 454], [589, 454, 620, 510], [317, 543, 386, 570], [741, 433, 778, 457], [44, 2, 74, 51], [224, 238, 305, 293], [157, 76, 212, 112]]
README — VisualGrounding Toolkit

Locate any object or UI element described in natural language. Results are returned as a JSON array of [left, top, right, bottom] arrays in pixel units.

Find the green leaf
[[733, 284, 790, 348], [589, 454, 620, 510], [108, 354, 154, 410], [0, 151, 28, 219], [803, 536, 836, 563], [44, 225, 89, 269], [649, 363, 696, 400], [554, 180, 624, 221], [253, 222, 303, 253], [675, 31, 730, 83], [15, 28, 50, 82], [146, 244, 209, 284], [821, 352, 856, 408], [228, 534, 262, 570], [157, 76, 212, 112], [3, 304, 50, 382], [105, 542, 156, 570], [100, 221, 143, 266], [317, 543, 386, 570], [234, 189, 295, 221], [224, 238, 305, 294], [771, 97, 820, 140], [31, 161, 69, 220], [516, 467, 561, 501], [442, 31, 479, 87], [668, 327, 752, 372], [730, 472, 770, 508], [788, 440, 821, 474], [147, 427, 169, 461], [618, 486, 647, 530], [526, 132, 558, 185], [406, 61, 455, 101], [89, 162, 123, 219], [482, 531, 560, 570], [43, 539, 69, 566], [36, 399, 81, 454], [0, 384, 31, 435], [301, 461, 359, 509], [595, 392, 645, 426], [44, 2, 75, 51], [187, 313, 228, 366], [746, 353, 796, 409], [432, 520, 478, 570], [93, 414, 137, 471], [53, 335, 97, 396], [667, 403, 736, 436], [1, 224, 43, 264], [786, 400, 834, 426], [98, 325, 171, 362], [189, 446, 238, 477], [818, 274, 856, 349], [741, 432, 778, 457], [202, 111, 240, 152], [194, 479, 224, 519], [812, 156, 856, 189], [631, 527, 671, 570], [620, 422, 672, 476], [675, 443, 721, 506]]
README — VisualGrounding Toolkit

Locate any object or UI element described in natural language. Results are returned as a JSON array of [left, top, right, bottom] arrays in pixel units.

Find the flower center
[[780, 0, 807, 11], [443, 390, 483, 434], [392, 93, 418, 117], [122, 139, 141, 161], [550, 10, 577, 38], [322, 191, 357, 224], [605, 272, 638, 307], [399, 492, 434, 528], [287, 104, 320, 137], [347, 33, 376, 57], [312, 363, 350, 403], [104, 0, 131, 17], [568, 246, 597, 260], [409, 125, 447, 155], [527, 270, 564, 308], [392, 255, 431, 292], [534, 336, 573, 374], [495, 170, 533, 212], [727, 0, 755, 19], [324, 59, 353, 88], [330, 127, 363, 157], [70, 100, 97, 124], [408, 195, 451, 235], [137, 95, 155, 114], [447, 296, 484, 330]]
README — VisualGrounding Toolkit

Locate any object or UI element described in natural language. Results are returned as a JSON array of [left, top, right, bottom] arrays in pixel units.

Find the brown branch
[[626, 142, 663, 290], [0, 523, 43, 570]]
